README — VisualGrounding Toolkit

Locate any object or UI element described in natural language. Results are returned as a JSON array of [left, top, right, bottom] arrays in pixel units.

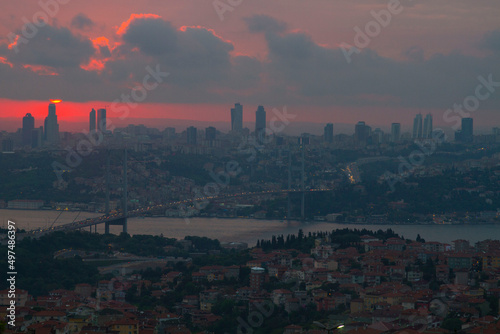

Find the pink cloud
[[116, 13, 162, 35]]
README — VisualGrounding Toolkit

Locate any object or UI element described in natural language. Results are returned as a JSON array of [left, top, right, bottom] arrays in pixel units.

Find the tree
[[416, 234, 426, 243]]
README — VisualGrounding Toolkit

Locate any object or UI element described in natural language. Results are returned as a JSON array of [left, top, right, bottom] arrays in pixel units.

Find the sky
[[0, 0, 499, 133]]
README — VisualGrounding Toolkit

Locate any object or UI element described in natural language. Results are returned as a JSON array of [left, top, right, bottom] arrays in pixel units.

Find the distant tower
[[255, 106, 266, 140], [461, 118, 473, 143], [187, 126, 197, 145], [44, 103, 60, 145], [32, 127, 43, 148], [355, 121, 370, 143], [89, 109, 96, 133], [97, 108, 106, 132], [372, 128, 384, 144], [231, 103, 243, 132], [206, 126, 216, 147], [493, 127, 500, 143], [2, 138, 14, 152], [423, 114, 433, 139], [391, 123, 401, 142], [412, 114, 423, 139], [22, 113, 35, 147], [205, 126, 216, 141], [324, 123, 333, 143]]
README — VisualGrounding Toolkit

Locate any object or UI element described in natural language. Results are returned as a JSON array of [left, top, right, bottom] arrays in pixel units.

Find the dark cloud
[[244, 14, 288, 34], [4, 25, 94, 69], [70, 13, 95, 31], [267, 32, 315, 60], [0, 15, 499, 111], [262, 29, 500, 109], [403, 46, 425, 62], [122, 17, 178, 55], [480, 29, 500, 53], [98, 45, 111, 58], [115, 17, 235, 91]]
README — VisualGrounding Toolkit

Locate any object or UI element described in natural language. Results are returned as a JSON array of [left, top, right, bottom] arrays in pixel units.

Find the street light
[[313, 321, 345, 333]]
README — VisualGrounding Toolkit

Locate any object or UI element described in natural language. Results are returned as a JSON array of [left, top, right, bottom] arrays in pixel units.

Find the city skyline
[[9, 101, 492, 141], [0, 1, 499, 129]]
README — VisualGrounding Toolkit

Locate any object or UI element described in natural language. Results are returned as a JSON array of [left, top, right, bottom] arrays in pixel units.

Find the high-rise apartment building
[[97, 108, 106, 132], [231, 103, 243, 132], [255, 105, 266, 139], [324, 123, 334, 143], [391, 123, 401, 142], [89, 108, 96, 133], [372, 128, 384, 144], [355, 121, 371, 143], [461, 118, 473, 143], [22, 113, 35, 147], [412, 113, 423, 139], [44, 103, 59, 145], [187, 126, 197, 145], [205, 126, 216, 141], [423, 113, 433, 139]]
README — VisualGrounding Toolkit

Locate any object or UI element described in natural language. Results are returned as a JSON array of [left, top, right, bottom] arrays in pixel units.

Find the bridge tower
[[287, 151, 292, 220], [122, 148, 128, 233], [287, 147, 306, 221], [300, 147, 305, 220], [104, 148, 128, 234]]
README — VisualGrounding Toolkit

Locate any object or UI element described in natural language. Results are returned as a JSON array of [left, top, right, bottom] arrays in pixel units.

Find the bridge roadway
[[22, 188, 333, 238]]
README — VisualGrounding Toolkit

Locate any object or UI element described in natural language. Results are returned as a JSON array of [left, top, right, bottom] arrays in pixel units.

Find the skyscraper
[[255, 106, 266, 140], [32, 127, 43, 148], [493, 127, 500, 143], [44, 103, 59, 145], [206, 126, 216, 147], [461, 118, 473, 143], [2, 138, 13, 153], [299, 133, 310, 145], [355, 121, 370, 143], [391, 123, 401, 143], [97, 108, 106, 132], [187, 126, 197, 145], [324, 123, 334, 143], [412, 114, 423, 139], [89, 108, 96, 133], [423, 113, 433, 139], [231, 103, 243, 132], [205, 126, 216, 141], [22, 113, 35, 147], [372, 128, 384, 144]]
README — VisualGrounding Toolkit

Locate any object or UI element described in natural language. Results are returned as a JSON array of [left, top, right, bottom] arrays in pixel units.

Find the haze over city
[[3, 1, 500, 334]]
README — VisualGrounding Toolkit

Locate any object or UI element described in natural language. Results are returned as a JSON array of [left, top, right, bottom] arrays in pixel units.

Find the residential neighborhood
[[2, 230, 500, 333]]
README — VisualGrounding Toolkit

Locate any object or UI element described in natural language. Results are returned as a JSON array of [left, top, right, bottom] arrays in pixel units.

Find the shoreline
[[1, 208, 499, 227]]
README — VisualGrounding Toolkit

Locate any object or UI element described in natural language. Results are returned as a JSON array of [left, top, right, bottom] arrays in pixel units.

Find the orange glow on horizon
[[50, 99, 62, 104]]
